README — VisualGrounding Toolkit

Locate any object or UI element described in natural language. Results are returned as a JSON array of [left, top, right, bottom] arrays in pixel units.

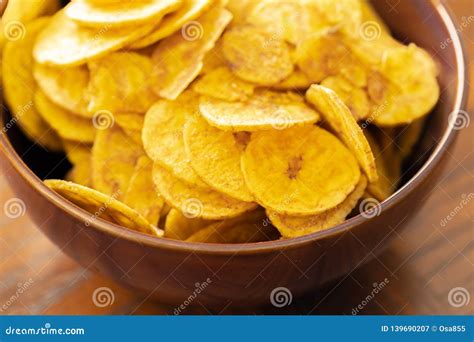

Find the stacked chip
[[2, 0, 439, 242]]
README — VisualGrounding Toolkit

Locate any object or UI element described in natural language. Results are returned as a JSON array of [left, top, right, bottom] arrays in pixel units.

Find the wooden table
[[0, 1, 472, 315]]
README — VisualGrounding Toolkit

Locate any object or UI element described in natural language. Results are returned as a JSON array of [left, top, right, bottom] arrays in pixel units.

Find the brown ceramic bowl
[[0, 1, 468, 308]]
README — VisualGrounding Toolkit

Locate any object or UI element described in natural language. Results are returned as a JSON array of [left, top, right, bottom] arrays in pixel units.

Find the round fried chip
[[199, 90, 320, 132], [164, 208, 212, 240], [184, 115, 254, 202], [64, 0, 181, 27], [33, 11, 155, 66], [151, 6, 232, 100], [34, 63, 91, 117], [371, 44, 440, 126], [321, 76, 370, 121], [63, 141, 92, 187], [2, 17, 62, 151], [114, 113, 145, 145], [92, 125, 144, 198], [186, 209, 278, 243], [306, 85, 378, 183], [123, 156, 164, 225], [34, 90, 95, 143], [267, 175, 367, 238], [44, 179, 162, 237], [241, 125, 361, 216], [130, 0, 213, 48], [222, 25, 293, 85], [87, 52, 158, 114], [296, 29, 353, 83], [142, 93, 208, 186], [152, 163, 257, 220], [192, 67, 254, 102]]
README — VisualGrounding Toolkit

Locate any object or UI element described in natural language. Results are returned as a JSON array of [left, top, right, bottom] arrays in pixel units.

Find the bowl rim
[[0, 3, 469, 255]]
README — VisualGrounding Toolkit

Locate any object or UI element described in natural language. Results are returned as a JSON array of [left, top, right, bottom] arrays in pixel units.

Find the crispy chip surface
[[45, 179, 162, 237], [192, 66, 254, 101], [186, 209, 277, 243], [152, 163, 257, 220], [241, 126, 361, 216], [34, 90, 95, 143], [268, 175, 367, 238], [151, 6, 232, 99], [184, 115, 254, 202], [306, 85, 378, 183], [33, 11, 155, 66], [164, 208, 212, 240], [87, 52, 158, 114], [123, 155, 164, 225], [130, 0, 213, 48], [2, 18, 62, 151], [114, 113, 145, 145], [321, 76, 370, 121], [64, 0, 181, 27], [199, 90, 319, 132], [222, 25, 293, 85], [142, 93, 208, 186], [91, 125, 144, 198], [34, 63, 91, 117], [63, 141, 92, 187]]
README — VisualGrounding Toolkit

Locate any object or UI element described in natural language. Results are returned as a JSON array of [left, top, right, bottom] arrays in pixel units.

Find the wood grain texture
[[0, 0, 472, 315]]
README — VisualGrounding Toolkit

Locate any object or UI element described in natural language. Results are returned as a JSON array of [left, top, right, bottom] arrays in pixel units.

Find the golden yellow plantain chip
[[114, 113, 145, 145], [370, 44, 440, 126], [296, 29, 353, 83], [34, 63, 91, 117], [123, 155, 164, 225], [268, 175, 367, 238], [44, 179, 162, 237], [359, 0, 390, 34], [199, 89, 320, 132], [152, 163, 257, 220], [63, 141, 93, 187], [151, 6, 232, 100], [183, 115, 254, 202], [34, 90, 95, 143], [0, 0, 59, 45], [201, 41, 226, 74], [87, 52, 158, 114], [33, 11, 155, 66], [398, 118, 425, 161], [321, 76, 370, 121], [2, 17, 62, 151], [241, 125, 361, 216], [271, 69, 313, 90], [222, 25, 293, 85], [130, 0, 213, 49], [142, 93, 207, 186], [306, 85, 378, 183], [91, 125, 144, 198], [164, 208, 212, 240], [226, 0, 258, 26], [186, 209, 278, 243], [64, 0, 181, 27], [192, 66, 254, 101], [363, 130, 395, 201]]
